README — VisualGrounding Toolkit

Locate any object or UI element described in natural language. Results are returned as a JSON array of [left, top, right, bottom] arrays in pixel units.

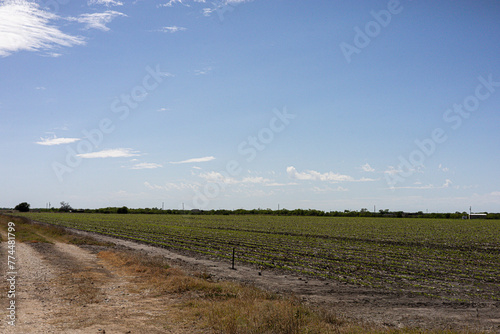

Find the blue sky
[[1, 0, 499, 212]]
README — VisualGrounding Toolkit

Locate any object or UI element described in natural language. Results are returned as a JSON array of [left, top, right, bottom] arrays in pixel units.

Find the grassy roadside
[[98, 249, 352, 333], [0, 214, 485, 333], [99, 249, 484, 334], [0, 214, 113, 246]]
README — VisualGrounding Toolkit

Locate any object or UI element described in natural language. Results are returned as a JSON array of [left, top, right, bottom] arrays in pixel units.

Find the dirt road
[[0, 239, 202, 334]]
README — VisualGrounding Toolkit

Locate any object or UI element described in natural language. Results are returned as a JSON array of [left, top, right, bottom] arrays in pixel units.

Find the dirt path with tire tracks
[[0, 236, 204, 334]]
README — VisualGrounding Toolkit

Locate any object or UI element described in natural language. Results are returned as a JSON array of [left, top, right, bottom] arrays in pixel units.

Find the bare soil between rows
[[65, 227, 500, 333], [1, 221, 499, 333]]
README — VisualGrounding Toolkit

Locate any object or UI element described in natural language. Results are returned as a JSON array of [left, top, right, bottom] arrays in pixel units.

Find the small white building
[[469, 213, 487, 219]]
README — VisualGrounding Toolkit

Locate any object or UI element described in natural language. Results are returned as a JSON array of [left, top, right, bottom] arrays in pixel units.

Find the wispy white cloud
[[265, 182, 298, 187], [202, 7, 214, 16], [43, 52, 62, 57], [158, 0, 190, 8], [384, 166, 400, 175], [170, 156, 215, 164], [0, 1, 85, 57], [201, 0, 253, 17], [77, 148, 140, 159], [157, 107, 170, 112], [384, 165, 424, 176], [443, 179, 452, 188], [312, 185, 348, 192], [287, 166, 375, 183], [194, 66, 213, 75], [69, 10, 126, 31], [198, 171, 237, 184], [287, 166, 353, 182], [35, 135, 80, 146], [158, 26, 186, 33], [144, 181, 199, 191], [361, 163, 375, 172], [241, 176, 271, 184], [131, 162, 162, 170], [197, 172, 273, 185], [88, 0, 123, 6], [391, 179, 453, 190], [35, 86, 46, 90], [53, 125, 69, 131], [438, 164, 449, 172]]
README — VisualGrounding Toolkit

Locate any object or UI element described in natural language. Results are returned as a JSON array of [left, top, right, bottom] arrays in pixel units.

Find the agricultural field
[[12, 212, 500, 303]]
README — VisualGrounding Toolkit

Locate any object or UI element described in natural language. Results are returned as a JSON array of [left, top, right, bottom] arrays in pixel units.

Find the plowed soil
[[1, 226, 499, 333]]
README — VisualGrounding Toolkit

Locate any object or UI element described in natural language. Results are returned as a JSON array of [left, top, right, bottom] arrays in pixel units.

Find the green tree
[[15, 202, 30, 212], [117, 206, 129, 214], [59, 201, 72, 212]]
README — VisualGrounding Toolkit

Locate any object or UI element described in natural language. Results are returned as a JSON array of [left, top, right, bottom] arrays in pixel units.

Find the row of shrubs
[[11, 202, 500, 219]]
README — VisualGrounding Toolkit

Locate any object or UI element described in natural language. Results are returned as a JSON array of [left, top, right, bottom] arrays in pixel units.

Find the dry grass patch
[[0, 215, 52, 243], [0, 214, 114, 246], [96, 249, 489, 334], [204, 297, 344, 334], [96, 249, 351, 333]]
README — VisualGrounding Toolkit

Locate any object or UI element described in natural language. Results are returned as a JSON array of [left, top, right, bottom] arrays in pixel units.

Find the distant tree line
[[26, 205, 500, 219]]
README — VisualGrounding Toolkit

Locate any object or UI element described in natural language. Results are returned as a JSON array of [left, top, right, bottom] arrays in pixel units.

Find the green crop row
[[10, 212, 500, 302]]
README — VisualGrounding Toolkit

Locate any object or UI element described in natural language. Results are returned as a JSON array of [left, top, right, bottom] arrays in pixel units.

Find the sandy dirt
[[1, 225, 499, 333], [0, 237, 205, 334]]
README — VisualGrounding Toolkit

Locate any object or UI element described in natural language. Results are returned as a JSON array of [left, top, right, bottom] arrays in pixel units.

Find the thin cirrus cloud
[[287, 166, 376, 183], [131, 162, 163, 170], [68, 11, 127, 31], [77, 148, 140, 159], [361, 163, 375, 172], [170, 156, 215, 164], [201, 0, 253, 16], [391, 179, 453, 190], [312, 185, 348, 192], [158, 26, 187, 33], [198, 172, 271, 185], [194, 66, 213, 75], [0, 1, 85, 57], [158, 0, 190, 8], [35, 136, 80, 146], [144, 181, 198, 191], [438, 164, 449, 172], [88, 0, 124, 6]]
